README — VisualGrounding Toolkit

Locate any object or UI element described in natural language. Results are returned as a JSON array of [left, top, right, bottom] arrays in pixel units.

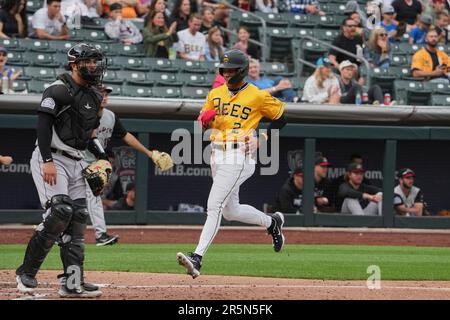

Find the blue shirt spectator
[[283, 0, 324, 15], [409, 15, 432, 44]]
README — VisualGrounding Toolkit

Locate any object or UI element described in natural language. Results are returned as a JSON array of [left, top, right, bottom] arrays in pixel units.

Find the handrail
[[302, 35, 371, 88], [214, 0, 268, 62]]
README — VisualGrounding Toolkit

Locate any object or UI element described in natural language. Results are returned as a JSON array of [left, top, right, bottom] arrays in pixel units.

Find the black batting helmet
[[218, 49, 249, 85], [67, 43, 107, 86]]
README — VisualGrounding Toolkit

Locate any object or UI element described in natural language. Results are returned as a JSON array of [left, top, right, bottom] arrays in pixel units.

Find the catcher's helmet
[[218, 49, 249, 85], [67, 43, 107, 86]]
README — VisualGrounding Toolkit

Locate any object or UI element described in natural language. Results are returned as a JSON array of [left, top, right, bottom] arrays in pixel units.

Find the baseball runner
[[85, 85, 174, 245], [177, 49, 287, 278], [15, 43, 109, 298]]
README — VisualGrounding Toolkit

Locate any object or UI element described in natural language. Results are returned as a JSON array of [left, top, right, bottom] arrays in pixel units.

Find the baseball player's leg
[[86, 182, 107, 239], [341, 198, 366, 215], [363, 193, 383, 216], [16, 151, 72, 291]]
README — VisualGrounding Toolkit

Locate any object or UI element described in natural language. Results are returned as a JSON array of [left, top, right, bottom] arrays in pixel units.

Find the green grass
[[2, 244, 450, 280]]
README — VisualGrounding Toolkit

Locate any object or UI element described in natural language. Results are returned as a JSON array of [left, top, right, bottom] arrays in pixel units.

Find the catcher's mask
[[218, 49, 249, 85], [67, 43, 107, 86]]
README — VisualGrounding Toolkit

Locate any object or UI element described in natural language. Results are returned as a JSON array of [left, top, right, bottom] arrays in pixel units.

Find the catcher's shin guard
[[59, 198, 88, 286], [16, 195, 73, 277]]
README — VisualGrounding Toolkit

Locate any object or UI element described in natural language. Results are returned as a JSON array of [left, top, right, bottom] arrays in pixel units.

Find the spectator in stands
[[274, 166, 304, 214], [0, 154, 13, 165], [409, 14, 433, 43], [101, 0, 147, 19], [392, 0, 423, 30], [423, 0, 448, 22], [143, 10, 178, 58], [314, 153, 334, 212], [205, 26, 225, 61], [111, 182, 135, 210], [394, 168, 424, 216], [0, 0, 26, 39], [329, 17, 364, 68], [176, 14, 206, 61], [344, 1, 367, 27], [411, 29, 450, 82], [247, 58, 298, 102], [0, 47, 22, 93], [29, 0, 70, 40], [365, 26, 393, 68], [380, 5, 398, 42], [338, 163, 382, 216], [213, 4, 230, 45], [435, 12, 449, 43], [256, 0, 279, 13], [233, 0, 256, 11], [84, 0, 103, 18], [302, 57, 340, 104], [145, 0, 171, 27], [170, 0, 191, 32], [283, 0, 325, 15], [232, 25, 260, 60], [105, 3, 143, 45], [200, 7, 215, 34], [338, 60, 384, 105]]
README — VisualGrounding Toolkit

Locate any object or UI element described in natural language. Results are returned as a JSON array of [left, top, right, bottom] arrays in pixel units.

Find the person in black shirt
[[112, 182, 135, 210], [314, 154, 334, 212], [0, 0, 26, 39], [329, 17, 364, 69], [338, 163, 382, 215], [170, 0, 191, 32], [275, 166, 305, 214], [392, 0, 422, 27]]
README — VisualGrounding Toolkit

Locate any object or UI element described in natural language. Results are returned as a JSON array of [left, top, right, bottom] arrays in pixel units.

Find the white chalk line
[[2, 282, 450, 293]]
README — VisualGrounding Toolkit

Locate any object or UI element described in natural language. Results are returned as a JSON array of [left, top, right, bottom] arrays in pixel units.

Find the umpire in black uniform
[[16, 43, 108, 298]]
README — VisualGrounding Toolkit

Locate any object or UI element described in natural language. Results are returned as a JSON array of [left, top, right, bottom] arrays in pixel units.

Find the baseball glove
[[151, 150, 173, 171], [82, 159, 112, 196]]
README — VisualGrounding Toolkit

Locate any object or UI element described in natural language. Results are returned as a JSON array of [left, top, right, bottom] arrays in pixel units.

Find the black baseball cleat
[[177, 252, 202, 279], [96, 233, 119, 246], [82, 282, 99, 291], [16, 274, 38, 293], [267, 212, 285, 252], [58, 285, 102, 298]]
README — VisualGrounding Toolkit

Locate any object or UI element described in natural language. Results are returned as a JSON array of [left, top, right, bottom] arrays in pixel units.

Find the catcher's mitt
[[151, 150, 173, 171], [82, 159, 112, 196]]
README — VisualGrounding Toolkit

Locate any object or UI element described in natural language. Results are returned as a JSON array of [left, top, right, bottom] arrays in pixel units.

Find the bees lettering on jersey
[[213, 98, 252, 120]]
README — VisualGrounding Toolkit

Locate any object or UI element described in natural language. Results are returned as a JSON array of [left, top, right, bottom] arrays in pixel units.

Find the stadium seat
[[104, 83, 123, 96], [423, 82, 450, 95], [369, 67, 396, 94], [152, 86, 182, 98], [327, 3, 347, 15], [390, 54, 409, 67], [110, 56, 149, 71], [398, 43, 423, 55], [314, 29, 340, 42], [148, 72, 183, 86], [84, 18, 109, 30], [230, 11, 262, 40], [122, 84, 153, 97], [23, 52, 59, 67], [102, 70, 123, 85], [259, 62, 293, 77], [53, 52, 69, 68], [70, 29, 111, 42], [204, 73, 216, 87], [11, 79, 28, 93], [286, 14, 315, 28], [26, 0, 44, 14], [116, 70, 153, 86], [92, 43, 111, 54], [254, 12, 289, 27], [431, 94, 450, 106], [181, 86, 208, 99], [109, 43, 144, 57], [310, 15, 341, 29], [286, 28, 314, 39], [145, 58, 178, 73], [173, 60, 208, 74], [23, 66, 56, 80], [0, 38, 19, 50], [389, 66, 414, 79], [394, 80, 432, 105], [49, 41, 77, 53], [6, 52, 28, 66], [299, 39, 327, 75], [202, 61, 220, 73], [27, 79, 53, 93], [19, 39, 55, 53], [264, 28, 294, 62], [178, 73, 209, 87]]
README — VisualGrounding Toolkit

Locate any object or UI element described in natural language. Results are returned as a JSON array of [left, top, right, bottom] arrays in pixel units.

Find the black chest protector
[[54, 74, 102, 150]]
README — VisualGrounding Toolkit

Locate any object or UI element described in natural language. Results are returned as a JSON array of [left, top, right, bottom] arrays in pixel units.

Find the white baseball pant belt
[[211, 142, 243, 151]]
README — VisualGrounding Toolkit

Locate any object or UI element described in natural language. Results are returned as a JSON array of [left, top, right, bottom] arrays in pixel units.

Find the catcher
[[83, 85, 173, 246]]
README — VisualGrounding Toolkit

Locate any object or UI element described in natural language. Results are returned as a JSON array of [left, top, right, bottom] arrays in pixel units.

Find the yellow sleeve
[[411, 51, 424, 71], [260, 91, 286, 120], [200, 90, 214, 114]]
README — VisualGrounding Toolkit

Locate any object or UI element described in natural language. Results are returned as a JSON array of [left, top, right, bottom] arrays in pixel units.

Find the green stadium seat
[[152, 86, 182, 98], [394, 80, 432, 105], [398, 43, 423, 55], [110, 56, 149, 71], [27, 79, 53, 93], [391, 54, 409, 67], [92, 43, 111, 54], [26, 0, 44, 14], [389, 66, 413, 79], [310, 15, 341, 29], [109, 43, 144, 57], [259, 62, 293, 77], [6, 52, 28, 66], [181, 86, 208, 99], [173, 60, 208, 74], [286, 28, 314, 39], [49, 41, 77, 53], [204, 73, 215, 87], [423, 82, 450, 94], [286, 14, 315, 28], [20, 39, 55, 53], [105, 83, 123, 96], [178, 73, 209, 87], [122, 84, 153, 97], [314, 29, 340, 42], [254, 12, 289, 27], [0, 38, 19, 50], [264, 28, 294, 62], [83, 18, 109, 30], [11, 79, 28, 92], [23, 66, 56, 80], [148, 72, 183, 86], [70, 29, 110, 42], [145, 58, 177, 72], [431, 94, 450, 106], [53, 52, 69, 68], [117, 70, 153, 86], [23, 52, 59, 67], [102, 70, 123, 85], [202, 61, 220, 74], [369, 67, 396, 94], [327, 3, 347, 15], [230, 11, 262, 40]]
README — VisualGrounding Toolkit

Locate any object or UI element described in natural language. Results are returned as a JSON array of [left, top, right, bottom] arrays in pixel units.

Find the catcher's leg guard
[[16, 195, 73, 278], [59, 198, 88, 288]]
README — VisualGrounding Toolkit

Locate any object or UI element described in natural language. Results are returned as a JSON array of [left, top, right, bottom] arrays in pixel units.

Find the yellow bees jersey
[[200, 83, 286, 142]]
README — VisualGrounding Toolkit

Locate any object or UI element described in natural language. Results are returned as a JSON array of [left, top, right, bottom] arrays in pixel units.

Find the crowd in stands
[[0, 0, 449, 99]]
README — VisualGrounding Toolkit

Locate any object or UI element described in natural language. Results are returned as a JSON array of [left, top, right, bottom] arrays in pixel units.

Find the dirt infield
[[1, 270, 450, 300], [1, 225, 450, 247], [2, 226, 450, 300]]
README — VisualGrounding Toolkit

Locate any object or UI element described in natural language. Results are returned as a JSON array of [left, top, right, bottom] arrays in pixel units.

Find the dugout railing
[[1, 106, 450, 229]]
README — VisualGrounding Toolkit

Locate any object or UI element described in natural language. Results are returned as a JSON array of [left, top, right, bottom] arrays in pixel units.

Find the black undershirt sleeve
[[37, 112, 55, 163], [112, 117, 128, 139], [266, 114, 287, 141]]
